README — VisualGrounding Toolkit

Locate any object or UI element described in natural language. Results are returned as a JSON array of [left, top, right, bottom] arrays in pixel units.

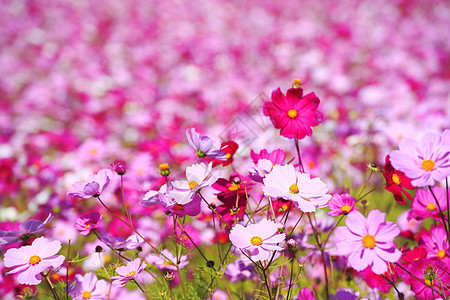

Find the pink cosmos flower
[[99, 230, 144, 251], [407, 257, 450, 299], [389, 132, 450, 187], [168, 162, 219, 205], [262, 164, 331, 213], [263, 86, 323, 140], [68, 169, 113, 199], [68, 272, 108, 300], [75, 212, 102, 235], [327, 193, 358, 217], [186, 128, 227, 161], [408, 186, 449, 221], [298, 287, 315, 300], [229, 219, 285, 262], [334, 210, 401, 274], [4, 237, 65, 285], [330, 288, 364, 300], [0, 214, 53, 246], [145, 249, 189, 271], [420, 226, 449, 260], [111, 258, 147, 287]]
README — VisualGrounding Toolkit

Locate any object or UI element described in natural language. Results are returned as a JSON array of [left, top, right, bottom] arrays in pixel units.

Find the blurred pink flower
[[68, 169, 113, 199], [0, 214, 53, 246], [334, 209, 401, 274], [229, 219, 285, 262], [4, 237, 65, 285], [111, 258, 147, 287], [327, 193, 358, 217], [75, 212, 102, 236], [263, 87, 323, 139], [298, 287, 315, 299], [68, 272, 108, 300], [389, 132, 450, 187], [262, 164, 331, 213], [145, 249, 189, 271]]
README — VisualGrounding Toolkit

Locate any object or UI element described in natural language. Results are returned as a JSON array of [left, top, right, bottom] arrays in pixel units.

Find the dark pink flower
[[327, 193, 358, 217], [74, 212, 102, 236], [408, 187, 449, 221], [407, 257, 450, 299], [420, 226, 449, 260], [263, 87, 323, 139]]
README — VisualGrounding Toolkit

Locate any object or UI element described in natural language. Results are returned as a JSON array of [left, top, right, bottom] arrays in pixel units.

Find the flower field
[[1, 0, 449, 299]]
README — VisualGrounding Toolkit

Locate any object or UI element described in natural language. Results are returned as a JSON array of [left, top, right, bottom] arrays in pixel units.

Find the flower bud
[[286, 239, 297, 250], [158, 163, 171, 177], [111, 161, 127, 175]]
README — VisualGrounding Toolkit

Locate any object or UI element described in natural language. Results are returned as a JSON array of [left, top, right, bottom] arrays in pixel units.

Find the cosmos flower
[[145, 249, 189, 272], [68, 272, 108, 300], [229, 219, 285, 262], [68, 169, 113, 199], [263, 85, 323, 140], [389, 132, 450, 187], [186, 128, 227, 161], [381, 155, 414, 205], [327, 193, 358, 217], [408, 187, 448, 221], [111, 258, 147, 287], [262, 164, 331, 213], [0, 214, 53, 246], [99, 230, 144, 251], [74, 212, 102, 236], [420, 226, 449, 260], [4, 237, 65, 285], [210, 140, 239, 167], [334, 210, 401, 274], [407, 257, 450, 299], [167, 162, 219, 205]]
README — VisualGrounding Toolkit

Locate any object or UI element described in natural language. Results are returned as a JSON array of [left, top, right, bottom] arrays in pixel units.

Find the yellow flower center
[[163, 261, 171, 266], [86, 224, 90, 229], [340, 205, 352, 213], [392, 174, 400, 185], [292, 79, 302, 89], [421, 159, 435, 171], [425, 279, 433, 286], [29, 255, 41, 265], [82, 291, 92, 299], [159, 163, 170, 170], [427, 203, 436, 211], [289, 183, 299, 194], [250, 236, 263, 246], [226, 153, 231, 159], [362, 235, 376, 249], [189, 180, 198, 190], [89, 147, 98, 155], [437, 249, 446, 259], [228, 183, 240, 191], [287, 109, 298, 119], [126, 271, 136, 277]]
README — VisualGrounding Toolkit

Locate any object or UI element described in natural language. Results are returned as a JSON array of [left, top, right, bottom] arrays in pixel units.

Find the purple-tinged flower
[[0, 214, 53, 246], [141, 182, 201, 217], [229, 219, 285, 262], [99, 230, 144, 251], [330, 288, 364, 300], [186, 128, 227, 161], [262, 164, 331, 213], [74, 212, 102, 236], [298, 287, 315, 299], [224, 259, 255, 283], [327, 193, 358, 217], [334, 209, 402, 274], [145, 249, 189, 271], [111, 258, 147, 287], [167, 162, 219, 205], [4, 237, 65, 285], [408, 186, 449, 221], [389, 132, 450, 187], [68, 272, 108, 300], [68, 169, 113, 199]]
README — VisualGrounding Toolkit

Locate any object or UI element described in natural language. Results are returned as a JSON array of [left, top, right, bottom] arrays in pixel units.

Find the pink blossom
[[4, 237, 65, 285], [68, 169, 113, 199], [68, 272, 108, 300], [111, 258, 147, 287], [408, 186, 449, 221], [0, 214, 53, 246], [145, 249, 189, 271], [74, 212, 102, 236], [327, 193, 358, 217], [389, 132, 450, 187], [407, 257, 450, 299], [298, 287, 315, 299], [229, 219, 285, 262], [334, 210, 401, 274], [186, 128, 227, 161], [420, 226, 449, 260]]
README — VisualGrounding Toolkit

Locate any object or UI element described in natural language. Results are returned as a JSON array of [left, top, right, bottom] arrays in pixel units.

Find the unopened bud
[[367, 163, 380, 172], [95, 246, 103, 253], [111, 161, 127, 175], [165, 271, 175, 280], [277, 223, 286, 233], [286, 239, 297, 250], [206, 260, 215, 268], [159, 163, 171, 177]]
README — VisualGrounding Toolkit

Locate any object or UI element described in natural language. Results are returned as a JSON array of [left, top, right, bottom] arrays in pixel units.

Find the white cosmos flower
[[262, 164, 331, 212], [167, 162, 219, 205]]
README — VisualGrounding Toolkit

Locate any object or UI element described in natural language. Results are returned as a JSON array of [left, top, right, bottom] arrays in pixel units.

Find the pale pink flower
[[229, 219, 285, 262], [186, 128, 227, 161], [68, 272, 108, 300], [262, 164, 331, 212], [111, 258, 147, 287], [74, 212, 102, 235], [4, 237, 65, 285], [68, 169, 113, 199], [334, 210, 401, 274], [145, 249, 189, 271]]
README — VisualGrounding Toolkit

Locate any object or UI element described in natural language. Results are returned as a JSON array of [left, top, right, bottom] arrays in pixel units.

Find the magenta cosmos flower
[[408, 186, 448, 221], [229, 219, 285, 262], [334, 209, 401, 274], [68, 272, 108, 300], [74, 212, 102, 235], [263, 86, 323, 140], [327, 193, 358, 217], [389, 132, 450, 187], [4, 237, 65, 285], [262, 164, 331, 213], [111, 258, 147, 287], [407, 257, 450, 300], [68, 169, 113, 199]]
